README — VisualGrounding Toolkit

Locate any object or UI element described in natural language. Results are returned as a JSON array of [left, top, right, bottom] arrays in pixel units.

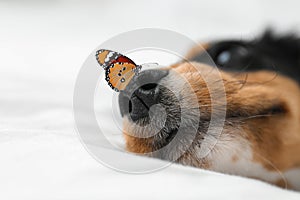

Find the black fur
[[190, 30, 300, 83]]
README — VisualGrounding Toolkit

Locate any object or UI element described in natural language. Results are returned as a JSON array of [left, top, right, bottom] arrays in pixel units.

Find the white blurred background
[[1, 0, 300, 199], [1, 0, 300, 130]]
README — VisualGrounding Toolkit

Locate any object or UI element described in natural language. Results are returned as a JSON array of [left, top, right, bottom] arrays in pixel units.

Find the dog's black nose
[[119, 69, 168, 121]]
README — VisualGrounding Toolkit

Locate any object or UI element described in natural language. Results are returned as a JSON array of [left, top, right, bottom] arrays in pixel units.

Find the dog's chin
[[123, 113, 211, 165]]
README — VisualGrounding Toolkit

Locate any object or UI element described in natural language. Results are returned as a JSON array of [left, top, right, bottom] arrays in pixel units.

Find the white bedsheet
[[1, 0, 300, 199]]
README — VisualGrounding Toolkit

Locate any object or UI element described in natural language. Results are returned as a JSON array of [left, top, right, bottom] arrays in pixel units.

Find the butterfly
[[95, 49, 142, 92]]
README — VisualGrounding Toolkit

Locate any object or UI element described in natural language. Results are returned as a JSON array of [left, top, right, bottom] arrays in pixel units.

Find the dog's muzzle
[[118, 69, 168, 122]]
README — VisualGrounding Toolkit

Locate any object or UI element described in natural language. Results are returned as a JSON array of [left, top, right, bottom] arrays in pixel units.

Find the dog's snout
[[119, 69, 168, 121], [129, 82, 159, 121]]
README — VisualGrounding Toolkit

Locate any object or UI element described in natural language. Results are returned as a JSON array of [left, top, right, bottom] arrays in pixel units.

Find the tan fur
[[123, 61, 300, 190]]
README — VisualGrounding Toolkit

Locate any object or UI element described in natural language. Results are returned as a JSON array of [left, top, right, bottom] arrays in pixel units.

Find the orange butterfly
[[95, 49, 142, 92]]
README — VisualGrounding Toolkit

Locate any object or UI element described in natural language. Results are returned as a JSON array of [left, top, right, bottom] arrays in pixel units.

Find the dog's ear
[[256, 29, 300, 60], [250, 29, 300, 83]]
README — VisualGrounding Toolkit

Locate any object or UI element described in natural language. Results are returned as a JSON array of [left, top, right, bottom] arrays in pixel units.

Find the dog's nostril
[[128, 100, 132, 113], [140, 83, 158, 91]]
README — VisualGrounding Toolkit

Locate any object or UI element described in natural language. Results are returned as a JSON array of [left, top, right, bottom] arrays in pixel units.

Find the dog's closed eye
[[226, 100, 287, 120]]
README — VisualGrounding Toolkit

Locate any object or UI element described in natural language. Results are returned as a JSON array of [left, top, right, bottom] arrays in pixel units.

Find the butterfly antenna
[[140, 62, 159, 67]]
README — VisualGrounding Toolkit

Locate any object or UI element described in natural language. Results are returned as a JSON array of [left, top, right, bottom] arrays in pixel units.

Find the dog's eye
[[215, 46, 249, 67], [216, 51, 231, 65]]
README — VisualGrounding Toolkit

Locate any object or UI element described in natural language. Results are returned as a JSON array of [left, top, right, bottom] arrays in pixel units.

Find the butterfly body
[[96, 49, 142, 92]]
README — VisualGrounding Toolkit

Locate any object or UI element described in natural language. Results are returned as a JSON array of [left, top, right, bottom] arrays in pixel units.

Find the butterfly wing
[[95, 49, 121, 69], [95, 49, 136, 69], [96, 49, 141, 91], [105, 62, 137, 91], [114, 55, 136, 65]]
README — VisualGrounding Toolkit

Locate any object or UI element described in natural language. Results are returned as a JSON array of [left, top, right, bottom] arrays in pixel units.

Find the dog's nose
[[119, 69, 168, 121]]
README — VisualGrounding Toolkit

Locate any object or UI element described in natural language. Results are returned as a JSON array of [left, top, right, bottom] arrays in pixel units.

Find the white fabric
[[1, 0, 300, 199]]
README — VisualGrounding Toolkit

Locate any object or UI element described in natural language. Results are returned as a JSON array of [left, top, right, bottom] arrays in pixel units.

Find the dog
[[118, 30, 300, 190]]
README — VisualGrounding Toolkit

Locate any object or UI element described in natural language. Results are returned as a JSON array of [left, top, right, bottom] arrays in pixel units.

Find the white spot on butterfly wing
[[105, 51, 115, 62]]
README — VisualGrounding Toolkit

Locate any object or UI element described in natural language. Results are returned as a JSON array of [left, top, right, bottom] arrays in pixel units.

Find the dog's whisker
[[238, 114, 274, 120]]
